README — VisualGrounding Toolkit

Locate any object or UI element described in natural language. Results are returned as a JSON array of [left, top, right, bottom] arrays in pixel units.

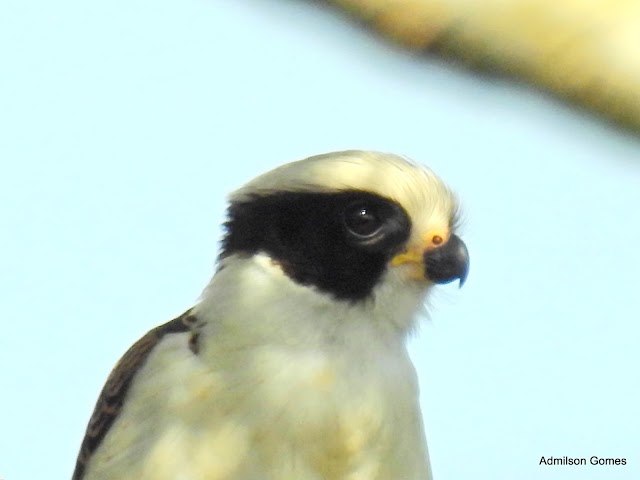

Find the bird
[[72, 150, 469, 480]]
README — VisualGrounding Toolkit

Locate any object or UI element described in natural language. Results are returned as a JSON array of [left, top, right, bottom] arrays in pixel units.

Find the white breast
[[85, 255, 433, 480]]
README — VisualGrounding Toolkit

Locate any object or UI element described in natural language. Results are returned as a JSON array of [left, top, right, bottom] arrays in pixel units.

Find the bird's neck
[[193, 253, 429, 352]]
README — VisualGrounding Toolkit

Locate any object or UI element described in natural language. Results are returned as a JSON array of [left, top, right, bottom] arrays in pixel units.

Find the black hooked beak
[[424, 234, 469, 287]]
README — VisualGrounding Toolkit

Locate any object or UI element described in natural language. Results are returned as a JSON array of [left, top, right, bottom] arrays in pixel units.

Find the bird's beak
[[391, 233, 469, 287], [423, 234, 469, 287]]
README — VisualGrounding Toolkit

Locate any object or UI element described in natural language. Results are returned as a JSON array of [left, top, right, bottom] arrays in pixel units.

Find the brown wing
[[72, 309, 199, 480]]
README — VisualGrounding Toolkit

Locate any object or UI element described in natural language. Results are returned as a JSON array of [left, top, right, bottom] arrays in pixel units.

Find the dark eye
[[343, 203, 383, 238]]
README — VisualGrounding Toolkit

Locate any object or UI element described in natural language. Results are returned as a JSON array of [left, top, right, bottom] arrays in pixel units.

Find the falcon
[[72, 150, 469, 480]]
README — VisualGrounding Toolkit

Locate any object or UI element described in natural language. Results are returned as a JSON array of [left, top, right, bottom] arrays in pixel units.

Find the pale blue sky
[[1, 1, 639, 479]]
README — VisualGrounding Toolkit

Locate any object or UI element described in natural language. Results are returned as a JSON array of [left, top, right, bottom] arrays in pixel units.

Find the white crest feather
[[230, 150, 458, 246]]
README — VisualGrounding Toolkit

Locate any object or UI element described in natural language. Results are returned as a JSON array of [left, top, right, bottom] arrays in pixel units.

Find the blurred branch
[[327, 0, 640, 132]]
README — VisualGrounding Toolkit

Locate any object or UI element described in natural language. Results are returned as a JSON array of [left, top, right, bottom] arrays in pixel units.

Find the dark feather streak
[[72, 309, 198, 480]]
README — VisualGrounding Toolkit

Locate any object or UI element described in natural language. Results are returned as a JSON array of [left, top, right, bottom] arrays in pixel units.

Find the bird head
[[217, 151, 469, 306]]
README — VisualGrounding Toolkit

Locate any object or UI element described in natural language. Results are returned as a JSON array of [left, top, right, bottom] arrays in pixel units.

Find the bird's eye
[[343, 203, 383, 238]]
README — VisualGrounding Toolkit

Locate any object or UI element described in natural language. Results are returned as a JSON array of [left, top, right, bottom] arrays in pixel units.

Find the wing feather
[[72, 309, 198, 480]]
